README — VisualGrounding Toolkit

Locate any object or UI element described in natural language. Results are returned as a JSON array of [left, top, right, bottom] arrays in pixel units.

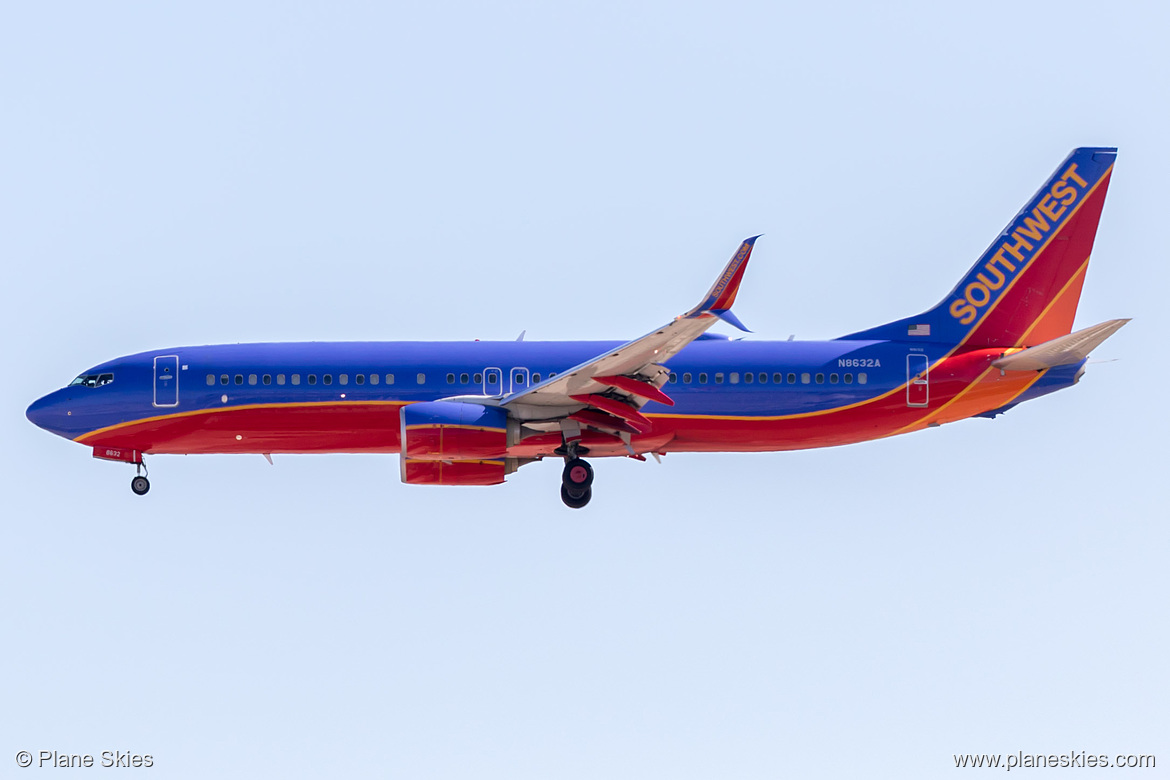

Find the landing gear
[[560, 456, 594, 509], [561, 483, 591, 509], [130, 460, 150, 496], [562, 458, 593, 491]]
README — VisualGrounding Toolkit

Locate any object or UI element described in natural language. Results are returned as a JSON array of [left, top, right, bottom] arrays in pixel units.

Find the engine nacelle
[[400, 401, 508, 461], [401, 458, 510, 486]]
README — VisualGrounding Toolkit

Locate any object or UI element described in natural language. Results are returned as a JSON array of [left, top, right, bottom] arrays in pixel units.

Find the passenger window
[[370, 374, 380, 385], [292, 374, 301, 385], [699, 373, 708, 384], [447, 373, 456, 384], [473, 373, 482, 384], [715, 373, 724, 384], [487, 372, 498, 383], [416, 373, 425, 384], [234, 374, 244, 385], [744, 372, 753, 384], [339, 374, 348, 385], [729, 372, 739, 384], [759, 373, 768, 384], [206, 374, 215, 386], [801, 373, 811, 384], [532, 373, 541, 383], [277, 374, 286, 385], [788, 373, 797, 384], [356, 374, 365, 385], [263, 374, 272, 385], [308, 374, 317, 385], [386, 374, 395, 385], [859, 373, 868, 384], [248, 374, 258, 385], [669, 373, 678, 383], [549, 372, 557, 378], [220, 374, 229, 385], [830, 373, 839, 384], [460, 373, 470, 383], [844, 373, 853, 384], [514, 372, 524, 384], [323, 375, 332, 385], [683, 372, 692, 383], [815, 373, 824, 384]]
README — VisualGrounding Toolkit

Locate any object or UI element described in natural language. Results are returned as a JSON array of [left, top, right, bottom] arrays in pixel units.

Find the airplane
[[27, 147, 1127, 508]]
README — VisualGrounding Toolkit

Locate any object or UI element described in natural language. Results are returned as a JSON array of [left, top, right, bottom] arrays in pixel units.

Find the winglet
[[686, 236, 759, 326], [710, 309, 751, 333]]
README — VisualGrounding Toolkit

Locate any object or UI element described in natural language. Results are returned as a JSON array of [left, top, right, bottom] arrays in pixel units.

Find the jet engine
[[399, 401, 517, 486], [400, 401, 508, 460]]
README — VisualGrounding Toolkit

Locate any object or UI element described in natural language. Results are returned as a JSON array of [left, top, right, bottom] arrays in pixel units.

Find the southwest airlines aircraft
[[27, 148, 1127, 508]]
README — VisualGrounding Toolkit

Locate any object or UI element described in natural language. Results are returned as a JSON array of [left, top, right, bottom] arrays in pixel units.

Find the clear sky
[[2, 2, 1167, 778]]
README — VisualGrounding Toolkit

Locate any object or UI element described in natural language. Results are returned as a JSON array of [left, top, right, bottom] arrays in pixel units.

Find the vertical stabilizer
[[839, 147, 1116, 348]]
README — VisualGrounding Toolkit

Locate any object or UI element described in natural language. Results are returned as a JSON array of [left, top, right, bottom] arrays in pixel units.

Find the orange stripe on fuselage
[[889, 366, 1045, 436]]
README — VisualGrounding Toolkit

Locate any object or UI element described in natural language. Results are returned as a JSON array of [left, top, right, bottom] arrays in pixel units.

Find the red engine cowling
[[401, 458, 508, 486], [400, 401, 513, 486], [400, 401, 508, 460]]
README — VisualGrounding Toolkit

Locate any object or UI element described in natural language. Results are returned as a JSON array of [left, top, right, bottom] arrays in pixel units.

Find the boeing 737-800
[[27, 147, 1127, 508]]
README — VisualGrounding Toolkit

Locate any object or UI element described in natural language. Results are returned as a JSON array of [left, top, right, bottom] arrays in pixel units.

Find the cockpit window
[[69, 373, 114, 388]]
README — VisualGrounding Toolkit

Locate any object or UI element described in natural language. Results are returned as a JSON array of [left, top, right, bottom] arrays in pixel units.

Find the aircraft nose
[[26, 394, 53, 428], [26, 391, 68, 435]]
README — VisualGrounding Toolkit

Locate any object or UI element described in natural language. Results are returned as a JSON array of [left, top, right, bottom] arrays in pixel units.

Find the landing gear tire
[[562, 458, 594, 490], [131, 476, 150, 496], [561, 483, 591, 509]]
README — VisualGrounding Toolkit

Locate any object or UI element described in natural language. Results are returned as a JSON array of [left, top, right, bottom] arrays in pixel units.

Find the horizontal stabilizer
[[992, 319, 1130, 371]]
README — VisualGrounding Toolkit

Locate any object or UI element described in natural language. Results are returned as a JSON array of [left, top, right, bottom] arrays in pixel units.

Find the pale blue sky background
[[2, 2, 1167, 778]]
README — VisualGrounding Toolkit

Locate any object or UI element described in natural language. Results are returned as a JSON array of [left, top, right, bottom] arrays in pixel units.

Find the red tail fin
[[839, 148, 1116, 348]]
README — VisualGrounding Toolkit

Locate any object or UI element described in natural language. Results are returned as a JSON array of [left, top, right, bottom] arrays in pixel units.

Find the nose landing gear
[[90, 447, 152, 495], [130, 460, 150, 496], [560, 456, 594, 509]]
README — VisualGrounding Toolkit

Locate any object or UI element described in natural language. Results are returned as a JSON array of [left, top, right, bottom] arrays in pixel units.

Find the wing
[[501, 237, 760, 431]]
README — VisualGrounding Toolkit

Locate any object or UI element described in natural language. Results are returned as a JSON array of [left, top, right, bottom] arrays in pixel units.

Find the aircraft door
[[906, 354, 929, 408], [483, 367, 502, 396], [510, 367, 529, 394], [154, 355, 179, 407]]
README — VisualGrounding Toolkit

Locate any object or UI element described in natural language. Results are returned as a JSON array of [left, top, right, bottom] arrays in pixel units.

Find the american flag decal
[[908, 324, 931, 336]]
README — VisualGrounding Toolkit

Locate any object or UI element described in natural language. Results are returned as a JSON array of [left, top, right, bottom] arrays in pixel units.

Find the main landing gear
[[560, 456, 594, 509], [130, 461, 150, 496]]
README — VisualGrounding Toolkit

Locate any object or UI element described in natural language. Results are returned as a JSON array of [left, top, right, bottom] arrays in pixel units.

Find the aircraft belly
[[79, 402, 406, 455]]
